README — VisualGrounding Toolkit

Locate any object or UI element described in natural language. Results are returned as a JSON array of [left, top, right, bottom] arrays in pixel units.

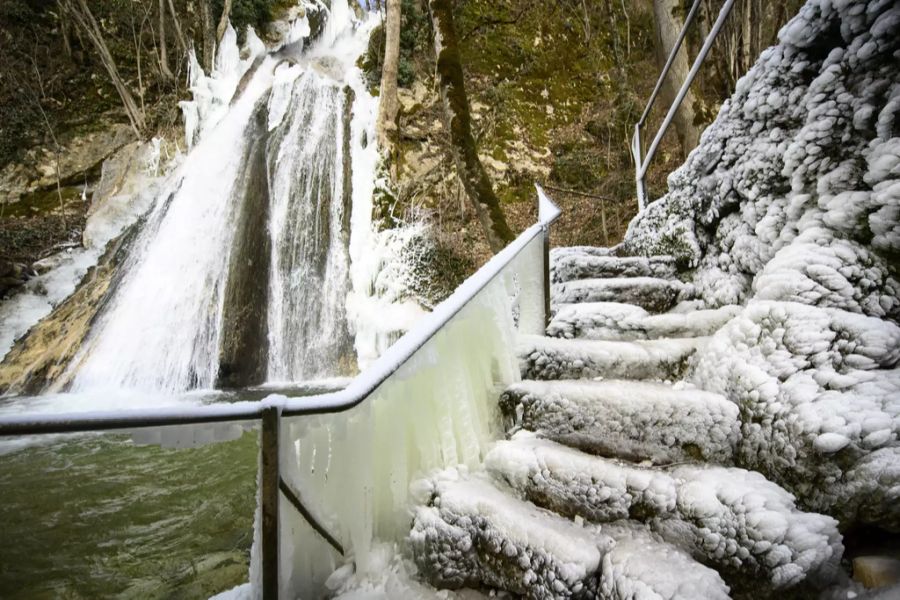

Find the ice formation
[[619, 0, 900, 530]]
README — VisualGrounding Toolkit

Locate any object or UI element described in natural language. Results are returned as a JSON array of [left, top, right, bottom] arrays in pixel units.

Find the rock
[[398, 81, 430, 113], [0, 260, 35, 299], [0, 122, 134, 205], [853, 557, 900, 589], [82, 140, 160, 249]]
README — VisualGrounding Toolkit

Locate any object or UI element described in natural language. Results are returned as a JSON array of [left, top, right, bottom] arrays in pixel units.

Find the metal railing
[[633, 0, 738, 211], [0, 185, 561, 599]]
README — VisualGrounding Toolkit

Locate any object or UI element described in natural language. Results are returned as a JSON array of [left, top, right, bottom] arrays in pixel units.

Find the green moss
[[3, 187, 85, 220]]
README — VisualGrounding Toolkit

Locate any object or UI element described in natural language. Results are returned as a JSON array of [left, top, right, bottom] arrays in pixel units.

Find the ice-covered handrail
[[633, 0, 737, 211], [0, 185, 561, 437]]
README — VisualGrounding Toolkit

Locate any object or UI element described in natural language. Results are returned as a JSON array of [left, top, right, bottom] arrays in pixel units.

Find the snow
[[548, 302, 741, 341], [409, 470, 610, 597], [600, 524, 730, 600], [617, 0, 900, 532], [688, 300, 900, 528], [499, 380, 739, 464], [486, 434, 841, 590], [552, 277, 692, 313], [551, 254, 678, 284], [518, 335, 705, 381]]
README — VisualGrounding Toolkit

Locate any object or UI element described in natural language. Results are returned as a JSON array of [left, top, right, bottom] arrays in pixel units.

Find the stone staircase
[[409, 247, 844, 599]]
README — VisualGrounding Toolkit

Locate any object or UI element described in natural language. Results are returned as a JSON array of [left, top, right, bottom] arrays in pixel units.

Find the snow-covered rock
[[551, 254, 678, 284], [409, 471, 611, 598], [617, 0, 900, 531], [487, 435, 843, 592], [518, 335, 704, 381], [409, 470, 731, 600], [548, 302, 741, 341], [551, 278, 691, 313], [690, 300, 900, 529]]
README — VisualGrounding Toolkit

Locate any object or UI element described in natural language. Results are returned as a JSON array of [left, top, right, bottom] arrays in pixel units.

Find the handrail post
[[261, 406, 281, 600], [542, 223, 551, 329]]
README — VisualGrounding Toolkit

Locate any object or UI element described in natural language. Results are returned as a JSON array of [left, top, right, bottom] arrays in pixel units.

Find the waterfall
[[68, 2, 384, 395], [266, 69, 355, 383]]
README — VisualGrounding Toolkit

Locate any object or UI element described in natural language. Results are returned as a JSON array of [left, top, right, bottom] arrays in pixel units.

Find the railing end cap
[[535, 184, 561, 225]]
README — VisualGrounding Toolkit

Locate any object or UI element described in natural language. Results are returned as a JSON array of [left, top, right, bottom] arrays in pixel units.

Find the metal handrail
[[633, 0, 738, 211], [0, 185, 561, 599]]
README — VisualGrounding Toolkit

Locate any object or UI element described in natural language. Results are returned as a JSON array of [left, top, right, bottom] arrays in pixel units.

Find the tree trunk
[[427, 0, 515, 253], [652, 0, 700, 158], [216, 0, 233, 43], [158, 0, 175, 80], [57, 1, 73, 61], [66, 0, 145, 135], [377, 0, 401, 169], [166, 0, 188, 56], [200, 0, 216, 72], [740, 0, 752, 74]]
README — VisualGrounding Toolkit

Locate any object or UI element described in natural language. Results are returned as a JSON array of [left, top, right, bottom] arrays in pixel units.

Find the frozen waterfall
[[68, 2, 388, 395]]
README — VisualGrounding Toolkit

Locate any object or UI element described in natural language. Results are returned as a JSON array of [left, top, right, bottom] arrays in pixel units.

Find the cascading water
[[67, 2, 384, 395], [266, 68, 355, 382]]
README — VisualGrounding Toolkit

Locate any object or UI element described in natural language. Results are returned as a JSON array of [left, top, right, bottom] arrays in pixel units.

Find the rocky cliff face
[[623, 0, 900, 531]]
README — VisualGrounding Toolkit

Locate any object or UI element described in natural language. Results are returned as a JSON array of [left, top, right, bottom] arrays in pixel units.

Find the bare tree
[[652, 0, 700, 158], [166, 0, 188, 57], [216, 0, 234, 43], [200, 0, 216, 72], [427, 0, 515, 253], [65, 0, 145, 136], [158, 0, 175, 81], [377, 0, 401, 169]]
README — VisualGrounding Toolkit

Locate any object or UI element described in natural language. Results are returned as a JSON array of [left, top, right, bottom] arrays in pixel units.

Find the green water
[[0, 430, 258, 599]]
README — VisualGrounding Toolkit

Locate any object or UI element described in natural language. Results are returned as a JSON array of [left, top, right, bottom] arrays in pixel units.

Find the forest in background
[[0, 0, 802, 297]]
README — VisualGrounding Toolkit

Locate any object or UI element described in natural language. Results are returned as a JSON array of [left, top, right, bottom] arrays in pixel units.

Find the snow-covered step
[[548, 302, 741, 341], [409, 471, 730, 600], [498, 380, 739, 463], [518, 334, 704, 381], [486, 435, 844, 592], [409, 472, 611, 597], [551, 254, 678, 284], [599, 523, 730, 600], [552, 277, 691, 313]]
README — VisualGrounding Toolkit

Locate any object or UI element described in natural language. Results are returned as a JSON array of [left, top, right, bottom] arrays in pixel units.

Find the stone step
[[486, 435, 844, 593], [548, 302, 741, 341], [551, 253, 679, 284], [600, 523, 730, 600], [499, 379, 739, 464], [410, 471, 611, 598], [518, 334, 704, 382], [409, 470, 730, 599], [552, 277, 691, 313]]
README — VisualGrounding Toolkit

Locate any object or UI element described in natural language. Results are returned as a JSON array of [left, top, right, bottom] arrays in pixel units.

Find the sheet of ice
[[270, 231, 546, 597]]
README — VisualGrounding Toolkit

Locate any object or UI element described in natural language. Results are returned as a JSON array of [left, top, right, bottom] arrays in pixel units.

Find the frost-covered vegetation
[[624, 0, 900, 532]]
